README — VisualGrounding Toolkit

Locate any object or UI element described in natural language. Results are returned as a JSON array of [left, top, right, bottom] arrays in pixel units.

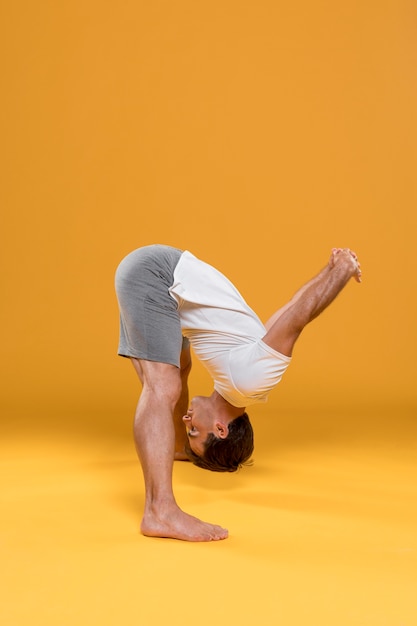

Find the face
[[182, 396, 228, 457]]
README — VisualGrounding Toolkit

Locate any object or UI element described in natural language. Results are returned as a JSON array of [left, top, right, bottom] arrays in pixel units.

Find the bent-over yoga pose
[[115, 245, 361, 541]]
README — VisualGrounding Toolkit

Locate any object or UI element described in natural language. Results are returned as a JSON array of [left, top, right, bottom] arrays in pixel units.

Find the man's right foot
[[140, 505, 228, 542]]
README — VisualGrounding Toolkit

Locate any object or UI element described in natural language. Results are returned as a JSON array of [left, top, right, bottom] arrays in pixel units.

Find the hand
[[330, 248, 362, 283]]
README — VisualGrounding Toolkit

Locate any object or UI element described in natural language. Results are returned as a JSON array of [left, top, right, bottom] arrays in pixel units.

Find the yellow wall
[[1, 0, 416, 415], [2, 4, 417, 625]]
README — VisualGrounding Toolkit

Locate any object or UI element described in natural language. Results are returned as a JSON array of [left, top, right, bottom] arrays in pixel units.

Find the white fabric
[[169, 251, 291, 407]]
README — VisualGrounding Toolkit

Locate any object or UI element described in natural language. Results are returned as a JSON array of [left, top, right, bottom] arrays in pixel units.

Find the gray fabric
[[115, 245, 187, 367]]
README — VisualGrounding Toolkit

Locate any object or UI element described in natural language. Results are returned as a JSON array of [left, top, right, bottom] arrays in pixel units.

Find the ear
[[215, 421, 229, 439]]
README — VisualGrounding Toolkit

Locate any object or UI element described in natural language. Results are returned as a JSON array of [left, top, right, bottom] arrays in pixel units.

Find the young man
[[115, 245, 361, 542]]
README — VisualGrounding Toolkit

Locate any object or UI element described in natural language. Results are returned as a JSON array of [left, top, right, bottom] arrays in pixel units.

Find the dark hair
[[186, 412, 254, 473]]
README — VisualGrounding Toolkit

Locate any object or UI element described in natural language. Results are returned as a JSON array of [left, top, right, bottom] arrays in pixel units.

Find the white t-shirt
[[169, 251, 291, 407]]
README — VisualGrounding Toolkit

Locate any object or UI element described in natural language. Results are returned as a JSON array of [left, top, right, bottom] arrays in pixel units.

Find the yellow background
[[1, 1, 416, 625]]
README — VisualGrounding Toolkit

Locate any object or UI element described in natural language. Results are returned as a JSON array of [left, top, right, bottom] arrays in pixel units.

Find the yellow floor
[[2, 402, 416, 626]]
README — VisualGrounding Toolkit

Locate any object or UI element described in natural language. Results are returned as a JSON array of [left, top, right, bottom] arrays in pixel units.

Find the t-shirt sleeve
[[214, 340, 291, 407]]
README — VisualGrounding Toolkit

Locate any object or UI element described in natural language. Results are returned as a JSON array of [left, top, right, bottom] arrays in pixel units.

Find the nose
[[182, 412, 191, 423]]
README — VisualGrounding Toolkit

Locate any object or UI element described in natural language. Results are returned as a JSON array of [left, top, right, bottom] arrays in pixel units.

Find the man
[[115, 245, 361, 542]]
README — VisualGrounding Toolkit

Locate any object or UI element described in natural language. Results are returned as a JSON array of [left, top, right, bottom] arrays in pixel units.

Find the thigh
[[131, 357, 144, 383]]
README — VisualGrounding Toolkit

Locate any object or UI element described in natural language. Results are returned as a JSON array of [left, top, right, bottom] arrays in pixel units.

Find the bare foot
[[141, 504, 228, 541]]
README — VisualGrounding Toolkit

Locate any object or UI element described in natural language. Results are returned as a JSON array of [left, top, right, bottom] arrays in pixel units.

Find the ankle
[[144, 496, 178, 517]]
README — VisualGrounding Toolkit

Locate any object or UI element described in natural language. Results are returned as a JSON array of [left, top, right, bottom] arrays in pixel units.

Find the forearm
[[284, 248, 361, 332], [263, 248, 361, 356], [293, 262, 352, 327], [265, 265, 330, 331]]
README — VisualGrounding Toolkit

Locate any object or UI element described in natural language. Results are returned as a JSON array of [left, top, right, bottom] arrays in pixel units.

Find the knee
[[143, 366, 182, 408], [163, 374, 182, 407]]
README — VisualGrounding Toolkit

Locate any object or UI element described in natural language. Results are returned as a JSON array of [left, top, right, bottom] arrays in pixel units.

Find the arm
[[264, 265, 331, 332], [263, 248, 361, 357]]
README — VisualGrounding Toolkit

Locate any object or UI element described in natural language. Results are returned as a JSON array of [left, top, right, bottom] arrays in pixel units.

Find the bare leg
[[263, 248, 361, 357], [173, 346, 192, 460], [132, 350, 191, 461], [131, 359, 228, 541]]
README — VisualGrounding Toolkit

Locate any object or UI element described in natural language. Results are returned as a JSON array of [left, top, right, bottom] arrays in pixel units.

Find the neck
[[210, 390, 246, 421]]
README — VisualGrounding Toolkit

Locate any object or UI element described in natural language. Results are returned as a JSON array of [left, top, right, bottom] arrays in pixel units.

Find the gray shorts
[[115, 245, 188, 367]]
